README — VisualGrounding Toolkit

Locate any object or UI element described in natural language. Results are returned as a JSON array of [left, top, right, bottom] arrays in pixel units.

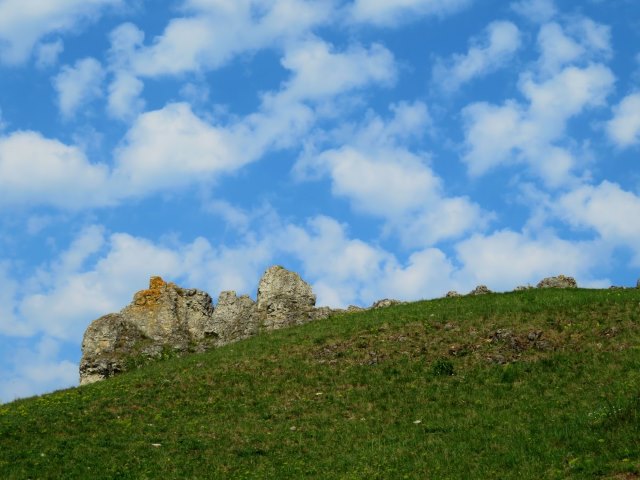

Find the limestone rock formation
[[79, 314, 149, 385], [536, 275, 577, 289], [121, 276, 214, 347], [80, 266, 329, 385], [469, 285, 492, 296], [445, 291, 461, 298], [257, 266, 316, 329], [205, 291, 259, 345], [80, 277, 214, 385], [372, 299, 401, 309]]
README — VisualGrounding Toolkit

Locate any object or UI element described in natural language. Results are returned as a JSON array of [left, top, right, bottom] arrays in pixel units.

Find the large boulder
[[537, 275, 577, 289], [257, 266, 316, 330], [121, 276, 214, 347], [469, 285, 492, 296], [79, 313, 150, 385], [205, 291, 260, 345], [80, 277, 214, 385], [80, 266, 329, 385]]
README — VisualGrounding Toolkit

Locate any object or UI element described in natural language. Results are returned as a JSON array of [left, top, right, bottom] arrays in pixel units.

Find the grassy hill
[[1, 288, 640, 479]]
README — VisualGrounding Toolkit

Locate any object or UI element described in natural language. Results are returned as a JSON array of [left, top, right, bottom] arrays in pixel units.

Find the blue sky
[[1, 0, 639, 403]]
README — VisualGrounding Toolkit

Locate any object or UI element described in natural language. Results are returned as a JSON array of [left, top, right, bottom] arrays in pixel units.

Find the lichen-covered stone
[[121, 276, 214, 347], [469, 285, 491, 295], [536, 275, 577, 289], [257, 266, 316, 330], [206, 291, 259, 345], [371, 299, 401, 309], [79, 313, 148, 385], [80, 267, 335, 385], [80, 277, 214, 385]]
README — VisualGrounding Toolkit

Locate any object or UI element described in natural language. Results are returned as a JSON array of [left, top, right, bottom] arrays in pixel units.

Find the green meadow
[[1, 288, 639, 479]]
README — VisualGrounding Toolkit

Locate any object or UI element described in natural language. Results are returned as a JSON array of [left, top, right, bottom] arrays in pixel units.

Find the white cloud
[[317, 147, 441, 217], [114, 0, 333, 78], [53, 57, 105, 118], [433, 21, 521, 92], [112, 102, 244, 194], [107, 72, 145, 120], [462, 63, 615, 186], [555, 181, 640, 264], [277, 39, 396, 102], [0, 0, 121, 65], [606, 93, 640, 148], [537, 20, 611, 75], [454, 230, 602, 290], [0, 131, 111, 209], [298, 102, 489, 246], [0, 337, 78, 403], [35, 38, 64, 69], [350, 0, 471, 26], [511, 0, 557, 23]]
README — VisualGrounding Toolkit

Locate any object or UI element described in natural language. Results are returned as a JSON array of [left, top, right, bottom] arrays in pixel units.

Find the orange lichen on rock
[[133, 276, 168, 306]]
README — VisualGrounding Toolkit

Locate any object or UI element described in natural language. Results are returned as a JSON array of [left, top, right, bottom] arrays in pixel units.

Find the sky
[[0, 0, 639, 403]]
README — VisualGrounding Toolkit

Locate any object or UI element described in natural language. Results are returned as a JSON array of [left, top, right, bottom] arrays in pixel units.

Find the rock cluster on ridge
[[79, 266, 330, 385], [536, 275, 577, 289]]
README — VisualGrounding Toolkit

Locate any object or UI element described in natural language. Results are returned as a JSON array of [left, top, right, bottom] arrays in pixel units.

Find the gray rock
[[536, 275, 577, 289], [311, 306, 338, 320], [371, 298, 401, 309], [80, 276, 214, 385], [80, 266, 335, 385], [257, 265, 316, 330], [79, 313, 148, 385], [120, 276, 214, 348], [445, 291, 461, 298], [469, 285, 491, 296], [206, 291, 259, 345], [347, 305, 366, 312]]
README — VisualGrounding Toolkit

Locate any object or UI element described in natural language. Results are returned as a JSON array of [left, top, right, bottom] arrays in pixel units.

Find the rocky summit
[[78, 269, 610, 385], [80, 266, 332, 385]]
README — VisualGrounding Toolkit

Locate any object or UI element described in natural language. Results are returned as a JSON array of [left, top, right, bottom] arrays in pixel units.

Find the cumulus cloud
[[0, 337, 78, 403], [0, 131, 111, 209], [511, 0, 557, 23], [606, 93, 640, 148], [277, 39, 396, 102], [112, 102, 243, 194], [1, 36, 396, 211], [433, 21, 521, 92], [462, 63, 615, 186], [537, 19, 611, 75], [110, 0, 332, 78], [106, 72, 145, 120], [0, 0, 121, 65], [555, 181, 640, 264], [35, 39, 64, 69], [349, 0, 472, 26], [53, 57, 105, 118], [454, 230, 603, 290], [297, 102, 489, 246]]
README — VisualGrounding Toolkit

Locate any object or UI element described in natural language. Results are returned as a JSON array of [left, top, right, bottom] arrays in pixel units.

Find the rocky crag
[[79, 271, 605, 385], [80, 266, 337, 385]]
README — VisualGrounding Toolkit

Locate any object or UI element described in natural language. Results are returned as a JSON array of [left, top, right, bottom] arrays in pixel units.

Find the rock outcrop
[[257, 266, 316, 329], [80, 266, 329, 385], [205, 291, 260, 345], [536, 275, 577, 289], [469, 285, 492, 296]]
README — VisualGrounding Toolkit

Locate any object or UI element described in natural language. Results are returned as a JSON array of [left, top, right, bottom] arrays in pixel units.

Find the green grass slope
[[1, 288, 640, 479]]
